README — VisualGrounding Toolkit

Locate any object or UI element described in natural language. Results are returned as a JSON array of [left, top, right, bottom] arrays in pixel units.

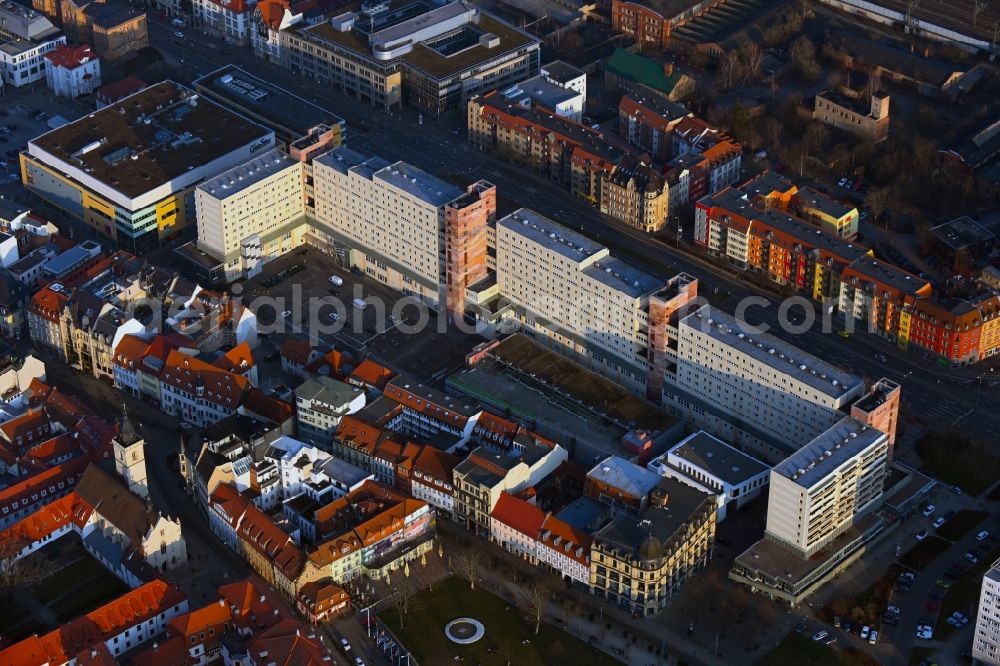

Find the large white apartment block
[[766, 417, 888, 558], [647, 430, 770, 522], [312, 147, 463, 308], [492, 208, 663, 391], [667, 304, 865, 458], [0, 3, 65, 88], [196, 148, 306, 282], [974, 560, 1000, 665]]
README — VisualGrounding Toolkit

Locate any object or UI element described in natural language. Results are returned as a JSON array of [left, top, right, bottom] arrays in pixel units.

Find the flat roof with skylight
[[680, 304, 863, 399], [27, 81, 274, 209], [772, 416, 887, 489]]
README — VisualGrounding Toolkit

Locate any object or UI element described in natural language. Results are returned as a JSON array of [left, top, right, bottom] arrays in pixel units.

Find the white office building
[[195, 148, 306, 281], [766, 417, 888, 558], [974, 559, 1000, 665], [647, 430, 770, 521], [0, 3, 64, 88], [489, 208, 663, 392], [666, 304, 865, 461]]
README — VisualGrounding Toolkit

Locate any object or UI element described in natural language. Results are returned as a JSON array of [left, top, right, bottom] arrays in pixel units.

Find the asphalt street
[[150, 23, 1000, 448]]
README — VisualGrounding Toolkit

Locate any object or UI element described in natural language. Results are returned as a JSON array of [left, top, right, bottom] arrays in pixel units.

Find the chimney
[[664, 61, 674, 77]]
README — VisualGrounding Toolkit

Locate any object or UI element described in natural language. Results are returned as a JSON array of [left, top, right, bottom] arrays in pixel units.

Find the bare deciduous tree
[[525, 581, 550, 635], [391, 576, 421, 630], [0, 543, 54, 594], [741, 42, 763, 83], [455, 548, 483, 590], [718, 51, 742, 90]]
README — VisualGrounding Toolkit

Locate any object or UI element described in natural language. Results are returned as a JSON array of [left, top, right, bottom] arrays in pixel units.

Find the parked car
[[952, 611, 969, 625], [950, 485, 963, 495], [869, 630, 878, 645], [833, 616, 841, 628], [838, 177, 848, 187], [965, 552, 979, 564], [339, 638, 351, 651], [860, 626, 870, 640], [811, 630, 829, 642], [899, 571, 917, 583], [922, 505, 936, 517], [843, 621, 852, 633], [933, 517, 946, 529], [916, 624, 933, 640], [794, 623, 809, 634], [978, 530, 991, 541], [916, 529, 928, 541], [936, 578, 953, 589], [174, 30, 185, 38]]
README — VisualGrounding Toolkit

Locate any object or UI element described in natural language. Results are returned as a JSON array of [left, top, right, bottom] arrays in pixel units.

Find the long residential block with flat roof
[[486, 208, 664, 392], [22, 81, 275, 253], [666, 304, 866, 462], [281, 0, 540, 114], [311, 146, 495, 309]]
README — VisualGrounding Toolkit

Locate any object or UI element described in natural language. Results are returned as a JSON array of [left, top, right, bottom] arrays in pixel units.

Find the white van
[[328, 275, 343, 287]]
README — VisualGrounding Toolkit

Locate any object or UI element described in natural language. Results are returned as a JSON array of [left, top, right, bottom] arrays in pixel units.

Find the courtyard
[[3, 537, 129, 641], [379, 575, 614, 666]]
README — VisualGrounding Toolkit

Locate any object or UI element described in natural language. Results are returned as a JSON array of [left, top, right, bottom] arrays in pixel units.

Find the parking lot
[[242, 245, 482, 378]]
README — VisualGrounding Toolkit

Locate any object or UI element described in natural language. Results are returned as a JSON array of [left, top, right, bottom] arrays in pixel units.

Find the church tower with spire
[[114, 406, 148, 498]]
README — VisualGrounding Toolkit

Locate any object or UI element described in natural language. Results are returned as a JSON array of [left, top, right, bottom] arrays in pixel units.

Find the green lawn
[[935, 510, 988, 542], [51, 573, 130, 622], [935, 543, 1000, 638], [31, 556, 113, 603], [766, 633, 877, 666], [900, 537, 950, 571], [916, 430, 1000, 496], [30, 554, 129, 622], [380, 576, 615, 666]]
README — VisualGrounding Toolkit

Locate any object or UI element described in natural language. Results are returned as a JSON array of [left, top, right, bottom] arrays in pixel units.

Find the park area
[[380, 576, 612, 665], [916, 430, 1000, 496]]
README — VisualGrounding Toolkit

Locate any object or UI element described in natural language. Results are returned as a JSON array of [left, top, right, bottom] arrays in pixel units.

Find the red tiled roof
[[538, 514, 591, 566], [112, 334, 150, 370], [248, 618, 331, 666], [242, 388, 294, 425], [28, 287, 69, 324], [0, 492, 93, 551], [209, 483, 250, 526], [44, 44, 96, 69], [0, 409, 50, 447], [96, 76, 145, 103], [0, 455, 88, 514], [335, 415, 384, 453], [237, 503, 293, 560], [167, 598, 231, 639], [490, 492, 545, 539], [305, 348, 350, 378], [218, 578, 286, 631], [256, 0, 289, 28], [349, 359, 395, 390], [129, 634, 189, 666], [20, 433, 78, 468], [160, 350, 250, 410], [280, 337, 313, 366], [412, 446, 461, 483], [213, 341, 255, 374], [0, 580, 186, 666]]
